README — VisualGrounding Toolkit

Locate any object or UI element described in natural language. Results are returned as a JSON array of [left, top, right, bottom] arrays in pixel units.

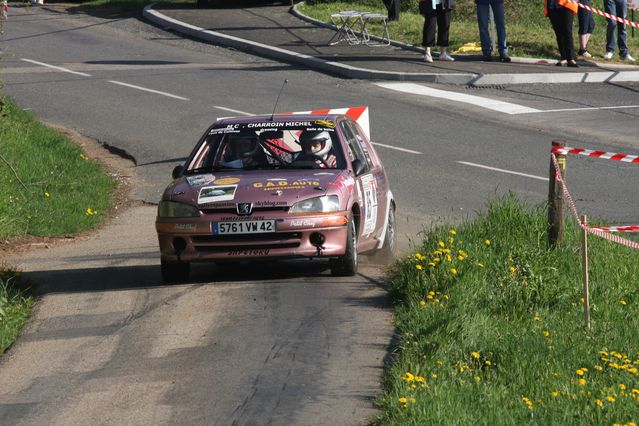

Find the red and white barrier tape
[[552, 145, 639, 163], [590, 225, 639, 233], [570, 0, 639, 29], [551, 153, 639, 249]]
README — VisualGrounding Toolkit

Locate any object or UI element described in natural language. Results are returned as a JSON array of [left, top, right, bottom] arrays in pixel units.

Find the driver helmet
[[229, 134, 260, 158], [299, 130, 332, 157]]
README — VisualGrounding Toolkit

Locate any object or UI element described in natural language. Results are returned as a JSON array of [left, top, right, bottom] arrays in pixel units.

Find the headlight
[[289, 195, 340, 214], [158, 201, 200, 218]]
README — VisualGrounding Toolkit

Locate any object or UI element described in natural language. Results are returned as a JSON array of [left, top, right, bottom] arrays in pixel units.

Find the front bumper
[[156, 211, 350, 262]]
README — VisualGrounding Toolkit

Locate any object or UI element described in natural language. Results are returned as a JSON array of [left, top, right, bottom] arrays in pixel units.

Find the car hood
[[164, 170, 351, 208]]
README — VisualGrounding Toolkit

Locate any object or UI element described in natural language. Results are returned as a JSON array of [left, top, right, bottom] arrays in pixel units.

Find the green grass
[[300, 0, 639, 60], [375, 195, 639, 424], [0, 95, 117, 354], [0, 97, 116, 238], [0, 270, 34, 354]]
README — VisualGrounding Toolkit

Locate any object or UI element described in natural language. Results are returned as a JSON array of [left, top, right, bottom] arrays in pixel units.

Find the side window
[[340, 121, 370, 175]]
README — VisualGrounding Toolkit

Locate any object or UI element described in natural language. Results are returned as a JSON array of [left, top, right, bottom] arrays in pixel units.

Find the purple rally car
[[155, 111, 396, 282]]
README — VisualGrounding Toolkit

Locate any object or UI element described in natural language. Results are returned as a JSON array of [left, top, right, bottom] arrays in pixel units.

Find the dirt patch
[[0, 124, 141, 257]]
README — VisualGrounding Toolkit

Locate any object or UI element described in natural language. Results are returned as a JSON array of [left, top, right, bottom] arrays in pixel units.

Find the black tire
[[370, 205, 398, 264], [330, 217, 358, 276], [161, 260, 190, 283]]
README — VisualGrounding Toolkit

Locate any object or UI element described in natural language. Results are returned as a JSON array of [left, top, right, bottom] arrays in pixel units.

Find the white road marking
[[108, 80, 189, 100], [457, 161, 548, 181], [527, 105, 639, 113], [375, 82, 541, 115], [213, 105, 254, 116], [21, 58, 92, 77], [371, 142, 422, 154]]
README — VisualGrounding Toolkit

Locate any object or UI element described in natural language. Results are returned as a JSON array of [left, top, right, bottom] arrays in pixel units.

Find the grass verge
[[299, 0, 639, 61], [375, 195, 639, 424], [0, 95, 118, 354], [0, 269, 34, 354], [0, 96, 116, 238]]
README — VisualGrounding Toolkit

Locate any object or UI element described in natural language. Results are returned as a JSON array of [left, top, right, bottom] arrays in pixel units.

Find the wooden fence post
[[548, 140, 566, 247], [581, 215, 591, 329]]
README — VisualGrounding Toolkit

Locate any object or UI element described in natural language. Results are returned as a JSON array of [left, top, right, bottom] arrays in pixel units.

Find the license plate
[[214, 220, 276, 235]]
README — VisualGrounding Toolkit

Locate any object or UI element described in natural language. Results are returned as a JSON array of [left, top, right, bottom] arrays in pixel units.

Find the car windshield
[[185, 121, 346, 173]]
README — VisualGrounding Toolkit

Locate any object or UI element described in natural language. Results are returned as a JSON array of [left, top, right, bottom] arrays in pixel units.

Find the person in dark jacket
[[546, 0, 579, 67], [419, 0, 455, 63], [476, 0, 510, 62]]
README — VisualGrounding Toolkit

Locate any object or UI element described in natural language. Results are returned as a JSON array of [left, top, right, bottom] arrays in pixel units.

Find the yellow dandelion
[[450, 268, 457, 275], [477, 262, 485, 268], [485, 239, 491, 246], [458, 255, 465, 261], [474, 376, 481, 382], [621, 299, 627, 305], [438, 241, 445, 248], [606, 396, 616, 403], [428, 262, 436, 267], [580, 297, 585, 304], [449, 230, 457, 235], [428, 291, 435, 296], [402, 372, 415, 382], [44, 192, 50, 197], [595, 399, 604, 407], [576, 369, 585, 376], [86, 208, 96, 216], [619, 384, 627, 390], [416, 264, 423, 270], [419, 300, 426, 306], [398, 397, 407, 404], [578, 378, 587, 386], [534, 316, 541, 321], [550, 391, 560, 397], [543, 330, 550, 337], [485, 360, 492, 366], [433, 257, 441, 263], [436, 360, 444, 365], [471, 351, 480, 359], [415, 375, 425, 383], [594, 365, 603, 371], [509, 266, 517, 274], [431, 373, 438, 379]]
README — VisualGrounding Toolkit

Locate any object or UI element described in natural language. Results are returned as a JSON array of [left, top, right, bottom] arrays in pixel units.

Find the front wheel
[[370, 205, 398, 264], [161, 259, 190, 283], [330, 218, 358, 276]]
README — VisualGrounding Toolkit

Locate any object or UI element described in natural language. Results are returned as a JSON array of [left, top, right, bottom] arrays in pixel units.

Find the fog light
[[173, 237, 187, 254], [310, 232, 325, 248]]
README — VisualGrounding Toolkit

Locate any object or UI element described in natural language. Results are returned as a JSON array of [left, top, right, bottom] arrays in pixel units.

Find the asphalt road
[[1, 4, 638, 425]]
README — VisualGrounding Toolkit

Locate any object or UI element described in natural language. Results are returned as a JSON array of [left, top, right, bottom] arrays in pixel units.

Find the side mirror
[[351, 159, 365, 176], [172, 165, 184, 179]]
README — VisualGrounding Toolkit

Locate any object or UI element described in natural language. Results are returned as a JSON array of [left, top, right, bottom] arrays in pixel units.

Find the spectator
[[577, 0, 595, 58], [603, 0, 635, 62], [475, 0, 511, 62], [419, 0, 456, 63], [545, 0, 579, 67], [383, 0, 400, 21]]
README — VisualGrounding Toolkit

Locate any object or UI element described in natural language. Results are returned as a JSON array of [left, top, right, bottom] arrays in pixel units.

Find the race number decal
[[360, 174, 378, 236]]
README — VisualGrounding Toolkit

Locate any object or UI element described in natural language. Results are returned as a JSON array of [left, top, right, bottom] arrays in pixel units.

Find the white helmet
[[299, 130, 332, 157]]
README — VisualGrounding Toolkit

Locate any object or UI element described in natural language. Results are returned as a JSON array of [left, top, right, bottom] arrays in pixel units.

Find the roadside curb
[[143, 4, 639, 85]]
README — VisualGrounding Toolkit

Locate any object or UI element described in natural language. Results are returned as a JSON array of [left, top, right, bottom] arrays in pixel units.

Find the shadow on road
[[25, 257, 391, 296]]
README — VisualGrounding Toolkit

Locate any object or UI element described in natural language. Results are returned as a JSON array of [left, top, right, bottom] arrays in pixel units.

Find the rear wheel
[[161, 260, 190, 283], [330, 217, 358, 276], [370, 205, 398, 264]]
